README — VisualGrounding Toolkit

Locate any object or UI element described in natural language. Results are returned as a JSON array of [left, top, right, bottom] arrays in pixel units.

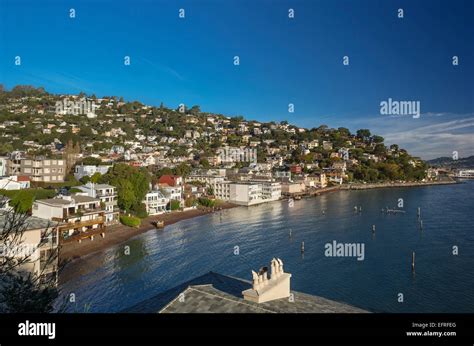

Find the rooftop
[[37, 195, 99, 206], [123, 272, 368, 313], [0, 211, 54, 233]]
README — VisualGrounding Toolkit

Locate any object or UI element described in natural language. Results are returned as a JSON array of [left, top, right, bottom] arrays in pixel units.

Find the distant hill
[[427, 156, 474, 168]]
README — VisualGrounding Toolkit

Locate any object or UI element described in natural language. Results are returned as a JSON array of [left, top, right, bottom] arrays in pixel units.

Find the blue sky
[[0, 0, 473, 159]]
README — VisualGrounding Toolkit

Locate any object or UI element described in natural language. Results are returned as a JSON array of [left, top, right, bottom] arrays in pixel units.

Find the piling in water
[[417, 207, 421, 218], [301, 241, 305, 253], [372, 224, 376, 233], [412, 251, 415, 271]]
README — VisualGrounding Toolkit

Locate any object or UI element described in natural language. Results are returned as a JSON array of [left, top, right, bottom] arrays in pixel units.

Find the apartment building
[[143, 191, 169, 215], [8, 157, 66, 182], [74, 164, 112, 180], [260, 181, 282, 201], [229, 182, 262, 206], [0, 211, 59, 284], [212, 180, 231, 200], [76, 183, 119, 225], [186, 174, 226, 186], [32, 195, 105, 243]]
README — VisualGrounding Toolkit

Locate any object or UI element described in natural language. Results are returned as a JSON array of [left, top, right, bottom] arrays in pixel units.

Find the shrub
[[120, 215, 141, 228], [169, 200, 181, 211], [131, 202, 148, 219], [197, 197, 216, 208]]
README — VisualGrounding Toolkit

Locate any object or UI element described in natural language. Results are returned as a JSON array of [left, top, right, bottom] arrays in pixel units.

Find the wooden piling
[[301, 241, 305, 253], [411, 251, 415, 271], [372, 224, 376, 233]]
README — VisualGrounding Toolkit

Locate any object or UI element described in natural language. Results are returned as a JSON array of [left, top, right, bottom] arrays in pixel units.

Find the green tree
[[356, 129, 371, 140], [90, 172, 101, 183], [116, 180, 135, 211]]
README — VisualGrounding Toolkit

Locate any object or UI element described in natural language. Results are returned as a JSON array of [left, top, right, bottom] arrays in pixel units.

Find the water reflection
[[60, 182, 474, 313]]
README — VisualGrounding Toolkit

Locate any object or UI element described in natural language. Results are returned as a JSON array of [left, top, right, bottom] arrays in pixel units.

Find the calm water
[[60, 181, 474, 313]]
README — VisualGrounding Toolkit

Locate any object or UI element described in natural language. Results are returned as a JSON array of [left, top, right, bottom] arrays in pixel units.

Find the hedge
[[120, 215, 141, 228]]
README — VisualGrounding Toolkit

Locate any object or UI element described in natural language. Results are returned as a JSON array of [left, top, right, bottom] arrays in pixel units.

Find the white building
[[212, 180, 231, 200], [32, 195, 106, 241], [260, 181, 282, 201], [0, 175, 30, 190], [160, 185, 183, 203], [74, 164, 112, 180], [76, 183, 119, 225], [143, 191, 169, 215], [230, 182, 262, 206], [186, 174, 226, 186]]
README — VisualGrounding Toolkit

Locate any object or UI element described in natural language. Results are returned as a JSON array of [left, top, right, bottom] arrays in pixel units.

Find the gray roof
[[123, 272, 368, 313], [37, 198, 72, 205], [37, 195, 99, 206], [92, 184, 115, 190], [0, 211, 54, 233]]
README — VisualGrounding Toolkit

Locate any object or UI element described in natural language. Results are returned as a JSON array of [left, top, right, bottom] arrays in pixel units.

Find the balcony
[[61, 226, 107, 244], [53, 216, 105, 230], [96, 191, 117, 198]]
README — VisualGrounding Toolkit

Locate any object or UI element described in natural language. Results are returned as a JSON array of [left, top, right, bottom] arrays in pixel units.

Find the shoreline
[[59, 179, 458, 280], [59, 202, 238, 263], [340, 180, 457, 190]]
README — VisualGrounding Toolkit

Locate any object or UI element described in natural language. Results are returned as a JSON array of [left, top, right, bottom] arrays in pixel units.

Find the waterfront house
[[304, 173, 327, 189], [32, 195, 105, 243], [76, 183, 119, 225], [281, 181, 306, 196], [159, 185, 183, 205], [143, 191, 169, 215]]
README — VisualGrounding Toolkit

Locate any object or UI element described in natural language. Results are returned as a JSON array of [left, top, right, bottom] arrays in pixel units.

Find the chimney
[[242, 258, 291, 303]]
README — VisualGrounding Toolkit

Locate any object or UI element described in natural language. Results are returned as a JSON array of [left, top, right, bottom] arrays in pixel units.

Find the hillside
[[0, 85, 428, 183]]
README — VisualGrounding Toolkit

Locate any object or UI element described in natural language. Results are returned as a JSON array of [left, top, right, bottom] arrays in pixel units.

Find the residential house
[[158, 175, 183, 187], [74, 164, 112, 180], [143, 191, 169, 215], [76, 183, 119, 225], [32, 195, 106, 243]]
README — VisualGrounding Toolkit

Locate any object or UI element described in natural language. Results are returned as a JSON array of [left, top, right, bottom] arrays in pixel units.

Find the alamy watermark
[[217, 147, 257, 164], [55, 98, 96, 116], [324, 240, 365, 261], [380, 98, 420, 119]]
